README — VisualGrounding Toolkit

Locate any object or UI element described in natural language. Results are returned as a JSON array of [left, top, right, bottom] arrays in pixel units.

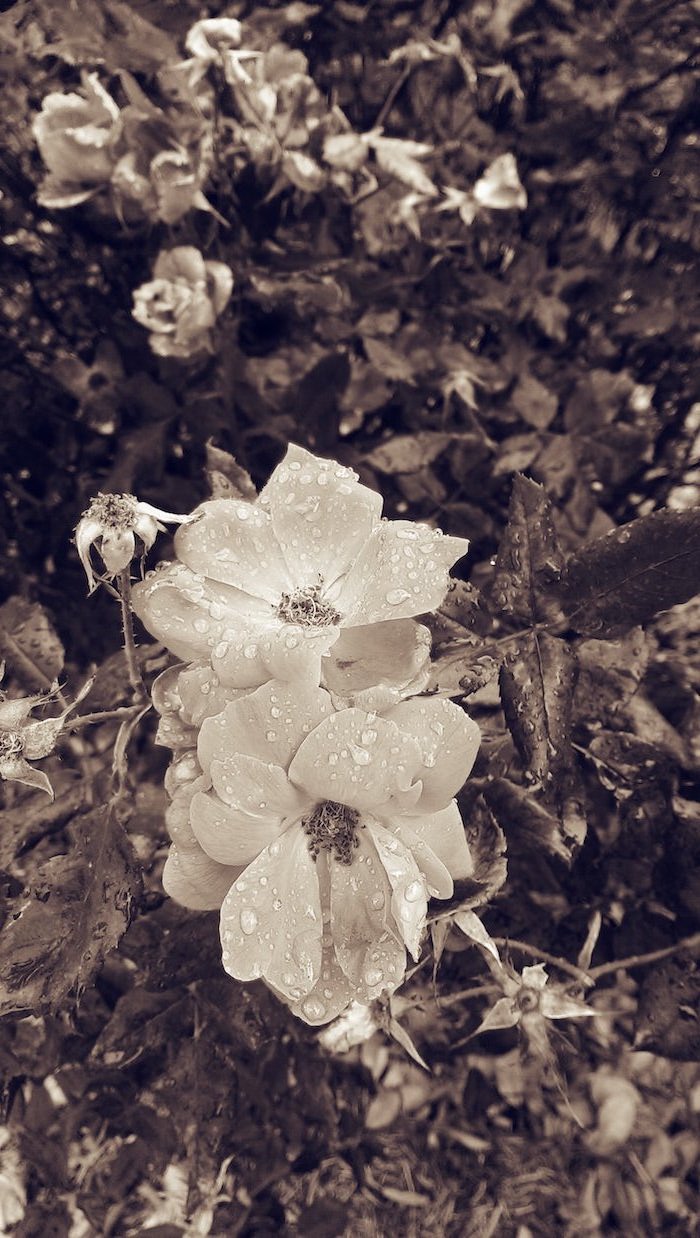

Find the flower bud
[[75, 492, 194, 593]]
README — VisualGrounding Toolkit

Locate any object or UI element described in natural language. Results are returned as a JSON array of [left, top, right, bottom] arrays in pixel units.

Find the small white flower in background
[[32, 73, 122, 209], [185, 17, 243, 64], [132, 247, 233, 359], [75, 492, 194, 594], [472, 153, 527, 212], [319, 1002, 379, 1053]]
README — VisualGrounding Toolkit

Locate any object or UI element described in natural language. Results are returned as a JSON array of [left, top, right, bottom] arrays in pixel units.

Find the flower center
[[302, 800, 361, 865], [516, 988, 540, 1014], [276, 582, 341, 628], [85, 493, 138, 531], [0, 731, 25, 760]]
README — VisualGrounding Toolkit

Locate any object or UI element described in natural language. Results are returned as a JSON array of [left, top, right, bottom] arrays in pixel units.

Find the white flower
[[131, 444, 468, 696], [33, 73, 121, 208], [132, 247, 233, 359]]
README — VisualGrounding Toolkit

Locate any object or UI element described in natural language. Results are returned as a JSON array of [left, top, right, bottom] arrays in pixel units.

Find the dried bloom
[[474, 962, 597, 1044], [161, 678, 480, 1023], [0, 678, 92, 799], [32, 73, 122, 209], [185, 18, 243, 64], [75, 492, 193, 594], [132, 247, 233, 359], [131, 444, 467, 696]]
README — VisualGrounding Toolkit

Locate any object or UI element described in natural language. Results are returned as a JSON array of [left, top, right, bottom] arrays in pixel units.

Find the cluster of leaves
[[0, 0, 699, 1232]]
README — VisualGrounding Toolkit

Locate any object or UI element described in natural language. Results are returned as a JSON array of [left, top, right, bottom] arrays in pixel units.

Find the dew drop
[[273, 898, 283, 911], [240, 908, 258, 935], [193, 618, 209, 633], [361, 728, 378, 745], [404, 880, 423, 903], [370, 891, 385, 910], [349, 743, 371, 766], [364, 967, 383, 987], [386, 588, 411, 606], [302, 996, 326, 1019], [266, 730, 277, 741]]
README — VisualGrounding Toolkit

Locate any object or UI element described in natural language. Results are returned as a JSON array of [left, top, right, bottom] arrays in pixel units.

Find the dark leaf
[[0, 598, 65, 690], [0, 805, 141, 1016], [484, 777, 575, 862], [205, 442, 258, 501], [558, 508, 700, 638], [363, 432, 480, 476], [450, 796, 507, 909], [292, 352, 350, 451], [483, 474, 565, 626], [499, 631, 578, 791], [510, 370, 559, 430], [585, 731, 674, 798], [634, 954, 700, 1060]]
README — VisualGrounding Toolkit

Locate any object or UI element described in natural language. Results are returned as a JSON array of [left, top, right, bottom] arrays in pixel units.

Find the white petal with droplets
[[366, 820, 428, 960], [335, 520, 469, 625], [162, 844, 241, 910]]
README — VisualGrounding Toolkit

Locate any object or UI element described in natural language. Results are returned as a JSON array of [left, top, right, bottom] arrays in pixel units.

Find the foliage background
[[0, 0, 699, 1233]]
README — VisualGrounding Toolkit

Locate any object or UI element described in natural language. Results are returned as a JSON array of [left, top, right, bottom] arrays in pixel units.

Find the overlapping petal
[[321, 619, 430, 701], [162, 843, 241, 910], [259, 444, 382, 588], [220, 825, 323, 997], [198, 679, 332, 771], [329, 831, 395, 986], [190, 787, 288, 865], [287, 708, 424, 812], [383, 696, 481, 812], [335, 520, 469, 625], [392, 800, 473, 889], [366, 821, 428, 960], [175, 499, 292, 601]]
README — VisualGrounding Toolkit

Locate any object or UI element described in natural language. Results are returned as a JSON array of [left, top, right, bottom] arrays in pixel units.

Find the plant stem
[[117, 569, 145, 698], [66, 706, 145, 730], [491, 938, 594, 987], [587, 933, 700, 981]]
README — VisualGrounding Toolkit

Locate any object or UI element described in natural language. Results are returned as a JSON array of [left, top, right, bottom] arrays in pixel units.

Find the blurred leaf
[[371, 135, 437, 196], [585, 731, 674, 798], [483, 474, 565, 625], [205, 442, 257, 501], [292, 352, 350, 451], [364, 432, 481, 476], [388, 1018, 430, 1071], [0, 598, 64, 690], [0, 805, 141, 1016], [452, 909, 501, 963], [634, 955, 700, 1060], [511, 370, 559, 430], [484, 777, 574, 862], [558, 508, 700, 638]]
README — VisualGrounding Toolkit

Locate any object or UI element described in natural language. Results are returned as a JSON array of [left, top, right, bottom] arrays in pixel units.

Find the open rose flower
[[161, 678, 480, 1023], [131, 444, 467, 697], [132, 247, 233, 359], [33, 73, 122, 209]]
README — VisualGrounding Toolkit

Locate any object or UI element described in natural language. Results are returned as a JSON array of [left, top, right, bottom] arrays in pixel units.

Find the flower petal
[[540, 991, 597, 1020], [209, 753, 306, 819], [0, 756, 54, 799], [392, 800, 472, 892], [288, 709, 424, 813], [473, 997, 521, 1036], [328, 830, 395, 986], [190, 788, 286, 865], [383, 697, 480, 812], [154, 245, 207, 284], [198, 679, 333, 773], [166, 662, 241, 728], [336, 521, 469, 624], [166, 776, 208, 851], [283, 937, 355, 1025], [220, 825, 323, 998], [322, 619, 431, 698], [175, 499, 292, 602], [162, 843, 240, 910], [260, 445, 382, 589], [260, 622, 340, 684], [366, 820, 427, 960]]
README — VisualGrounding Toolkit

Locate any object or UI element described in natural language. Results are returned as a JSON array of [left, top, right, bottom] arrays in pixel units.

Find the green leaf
[[363, 432, 478, 476], [0, 805, 142, 1016], [483, 474, 565, 626], [558, 508, 700, 638]]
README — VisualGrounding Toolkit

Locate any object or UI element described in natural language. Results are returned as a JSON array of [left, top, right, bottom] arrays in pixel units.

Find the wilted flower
[[132, 247, 233, 359], [112, 135, 214, 226], [474, 961, 597, 1046], [76, 492, 194, 593], [33, 73, 122, 209], [161, 677, 480, 1023], [0, 677, 92, 799], [131, 444, 467, 695], [185, 17, 243, 64]]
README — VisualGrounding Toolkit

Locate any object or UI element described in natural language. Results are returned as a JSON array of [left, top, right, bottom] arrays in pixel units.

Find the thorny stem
[[117, 569, 145, 698], [66, 706, 145, 730]]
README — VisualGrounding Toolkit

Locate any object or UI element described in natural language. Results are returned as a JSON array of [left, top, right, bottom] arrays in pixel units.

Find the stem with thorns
[[117, 569, 145, 697]]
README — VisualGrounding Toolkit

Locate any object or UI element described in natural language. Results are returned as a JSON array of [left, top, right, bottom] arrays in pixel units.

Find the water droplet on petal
[[266, 730, 277, 741], [386, 588, 411, 606], [193, 618, 208, 633], [364, 967, 383, 987], [361, 729, 378, 745], [404, 880, 424, 903], [370, 891, 385, 910], [240, 908, 258, 935], [302, 996, 326, 1020], [349, 742, 371, 766]]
